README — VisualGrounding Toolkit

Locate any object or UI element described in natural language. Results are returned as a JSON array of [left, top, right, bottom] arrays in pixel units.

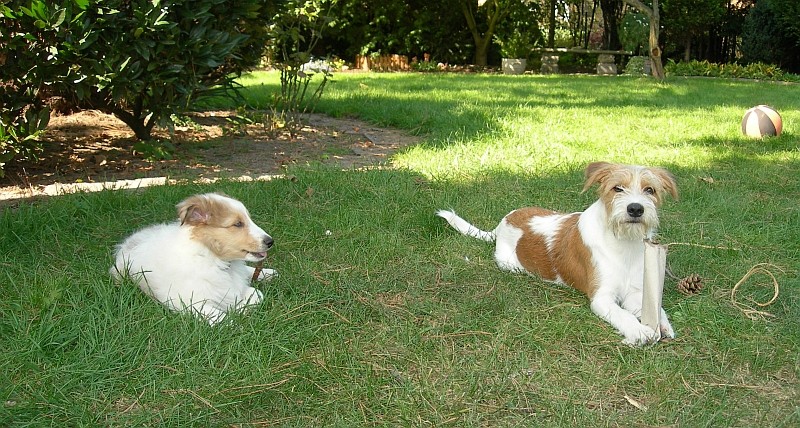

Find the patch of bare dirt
[[0, 110, 421, 203]]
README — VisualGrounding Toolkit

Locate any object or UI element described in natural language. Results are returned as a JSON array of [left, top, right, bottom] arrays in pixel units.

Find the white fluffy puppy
[[111, 193, 275, 324]]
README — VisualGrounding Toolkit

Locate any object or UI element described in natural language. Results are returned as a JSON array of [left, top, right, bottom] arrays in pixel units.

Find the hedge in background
[[665, 60, 800, 83]]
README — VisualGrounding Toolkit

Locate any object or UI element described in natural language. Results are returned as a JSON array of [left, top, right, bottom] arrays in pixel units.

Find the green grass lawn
[[2, 72, 798, 426]]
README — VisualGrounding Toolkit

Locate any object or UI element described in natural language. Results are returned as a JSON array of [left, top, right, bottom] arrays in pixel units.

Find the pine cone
[[677, 274, 704, 295]]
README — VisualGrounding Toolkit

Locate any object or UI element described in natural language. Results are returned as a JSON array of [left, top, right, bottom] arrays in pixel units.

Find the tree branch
[[623, 0, 653, 18]]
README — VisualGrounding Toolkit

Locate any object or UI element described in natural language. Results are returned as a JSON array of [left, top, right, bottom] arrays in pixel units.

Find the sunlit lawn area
[[2, 72, 798, 426]]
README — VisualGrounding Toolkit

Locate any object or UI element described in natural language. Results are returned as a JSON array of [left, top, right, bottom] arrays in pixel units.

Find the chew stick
[[642, 239, 667, 341], [252, 257, 265, 282]]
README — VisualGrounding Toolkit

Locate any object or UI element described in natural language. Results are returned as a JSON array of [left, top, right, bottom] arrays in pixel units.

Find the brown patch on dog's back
[[506, 207, 560, 281], [550, 214, 597, 298], [506, 207, 557, 224], [504, 208, 597, 298]]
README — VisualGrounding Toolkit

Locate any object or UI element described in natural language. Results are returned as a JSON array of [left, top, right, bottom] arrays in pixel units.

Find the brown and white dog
[[437, 162, 678, 345], [111, 193, 275, 325]]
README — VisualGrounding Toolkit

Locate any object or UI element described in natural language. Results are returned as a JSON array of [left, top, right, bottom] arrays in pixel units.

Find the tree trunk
[[87, 93, 156, 141], [462, 1, 486, 65], [460, 0, 511, 66], [112, 108, 156, 141], [599, 0, 623, 50], [473, 38, 492, 66], [548, 0, 556, 48], [624, 0, 665, 79], [684, 36, 692, 61]]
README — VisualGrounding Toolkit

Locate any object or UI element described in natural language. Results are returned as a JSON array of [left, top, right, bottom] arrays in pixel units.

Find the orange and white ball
[[742, 105, 782, 138]]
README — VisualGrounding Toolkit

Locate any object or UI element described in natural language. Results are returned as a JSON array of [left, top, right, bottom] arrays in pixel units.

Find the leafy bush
[[495, 33, 535, 59], [558, 52, 595, 74], [131, 139, 176, 162], [0, 90, 50, 177], [267, 0, 333, 136], [322, 1, 476, 66], [665, 60, 800, 82], [620, 11, 648, 54], [1, 0, 271, 146], [412, 60, 443, 72], [623, 56, 649, 75], [0, 3, 54, 176]]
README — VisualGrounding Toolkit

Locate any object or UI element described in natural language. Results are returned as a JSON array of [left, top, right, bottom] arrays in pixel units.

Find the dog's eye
[[643, 187, 655, 195], [612, 185, 625, 193], [231, 221, 244, 228]]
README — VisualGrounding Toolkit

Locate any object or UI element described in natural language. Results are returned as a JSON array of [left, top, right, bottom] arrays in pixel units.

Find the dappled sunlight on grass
[[240, 72, 800, 180]]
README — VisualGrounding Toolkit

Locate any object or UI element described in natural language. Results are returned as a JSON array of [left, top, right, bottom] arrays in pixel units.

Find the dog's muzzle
[[245, 236, 273, 260]]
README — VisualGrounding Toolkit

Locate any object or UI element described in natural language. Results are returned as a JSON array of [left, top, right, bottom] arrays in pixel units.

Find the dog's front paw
[[657, 308, 676, 340], [659, 320, 676, 340], [621, 323, 659, 346], [257, 268, 278, 281]]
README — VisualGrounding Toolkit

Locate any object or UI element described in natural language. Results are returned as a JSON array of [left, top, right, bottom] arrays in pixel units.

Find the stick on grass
[[252, 257, 265, 282]]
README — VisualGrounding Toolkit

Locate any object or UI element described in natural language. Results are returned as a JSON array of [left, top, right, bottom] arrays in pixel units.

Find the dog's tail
[[436, 209, 496, 242]]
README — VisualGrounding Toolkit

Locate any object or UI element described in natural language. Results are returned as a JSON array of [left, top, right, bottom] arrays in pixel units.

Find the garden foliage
[[665, 59, 800, 82], [0, 0, 272, 173], [268, 0, 334, 134]]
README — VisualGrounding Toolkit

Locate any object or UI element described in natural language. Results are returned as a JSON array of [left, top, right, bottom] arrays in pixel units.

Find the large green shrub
[[1, 0, 271, 149], [740, 0, 799, 73], [0, 2, 56, 176]]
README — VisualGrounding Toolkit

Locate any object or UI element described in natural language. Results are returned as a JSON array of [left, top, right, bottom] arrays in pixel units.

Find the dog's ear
[[652, 167, 679, 200], [177, 195, 211, 226], [582, 161, 615, 193]]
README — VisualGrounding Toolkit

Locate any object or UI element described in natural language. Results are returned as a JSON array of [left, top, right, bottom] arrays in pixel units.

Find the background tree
[[740, 0, 800, 73], [770, 0, 800, 44], [324, 0, 549, 66], [598, 0, 623, 50], [319, 0, 799, 73], [707, 0, 751, 64], [565, 0, 597, 49], [461, 0, 514, 66], [662, 0, 726, 61], [546, 0, 557, 47], [623, 0, 664, 79], [322, 0, 474, 64]]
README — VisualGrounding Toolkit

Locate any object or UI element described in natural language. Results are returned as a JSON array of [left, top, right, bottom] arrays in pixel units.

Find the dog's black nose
[[627, 203, 644, 218], [264, 236, 274, 249]]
